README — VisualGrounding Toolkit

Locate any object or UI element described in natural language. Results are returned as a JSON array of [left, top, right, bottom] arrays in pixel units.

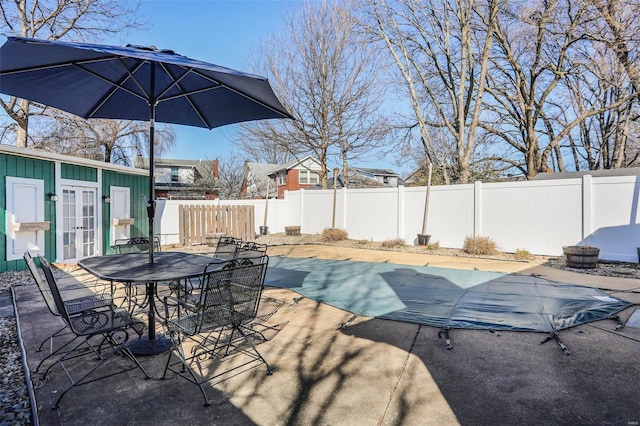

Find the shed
[[1, 144, 149, 272]]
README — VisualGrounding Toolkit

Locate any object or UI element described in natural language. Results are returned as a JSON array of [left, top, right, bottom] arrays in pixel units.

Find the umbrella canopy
[[0, 36, 292, 260]]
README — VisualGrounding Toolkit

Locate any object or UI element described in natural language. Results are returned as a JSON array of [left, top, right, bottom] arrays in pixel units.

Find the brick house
[[242, 156, 322, 199]]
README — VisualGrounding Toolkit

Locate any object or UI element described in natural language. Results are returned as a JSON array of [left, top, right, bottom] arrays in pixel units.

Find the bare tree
[[234, 131, 294, 165], [585, 0, 640, 94], [562, 42, 638, 170], [0, 0, 146, 148], [237, 1, 390, 188], [481, 0, 638, 178], [215, 154, 245, 199], [37, 116, 175, 165], [357, 0, 499, 184]]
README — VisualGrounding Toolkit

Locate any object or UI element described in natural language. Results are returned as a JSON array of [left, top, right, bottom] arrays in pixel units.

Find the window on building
[[171, 167, 179, 182], [277, 172, 286, 186], [299, 170, 319, 184]]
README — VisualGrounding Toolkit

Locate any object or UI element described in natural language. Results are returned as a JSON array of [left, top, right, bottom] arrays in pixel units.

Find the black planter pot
[[417, 234, 431, 246], [259, 226, 269, 235], [563, 245, 600, 268]]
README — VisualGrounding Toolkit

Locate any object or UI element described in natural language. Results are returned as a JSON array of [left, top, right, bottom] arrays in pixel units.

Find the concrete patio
[[13, 245, 640, 425]]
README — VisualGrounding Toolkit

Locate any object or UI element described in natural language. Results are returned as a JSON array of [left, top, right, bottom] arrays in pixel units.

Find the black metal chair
[[37, 255, 150, 409], [114, 236, 161, 254], [162, 254, 272, 406], [214, 236, 242, 260], [113, 236, 164, 313], [23, 251, 114, 371], [236, 241, 268, 261]]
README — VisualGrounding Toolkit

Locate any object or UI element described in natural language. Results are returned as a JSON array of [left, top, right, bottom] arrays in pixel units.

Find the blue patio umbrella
[[0, 36, 292, 260]]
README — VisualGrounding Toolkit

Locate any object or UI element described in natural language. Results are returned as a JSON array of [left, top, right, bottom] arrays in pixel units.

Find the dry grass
[[463, 236, 497, 255], [381, 238, 406, 249], [514, 249, 534, 261], [321, 228, 349, 242]]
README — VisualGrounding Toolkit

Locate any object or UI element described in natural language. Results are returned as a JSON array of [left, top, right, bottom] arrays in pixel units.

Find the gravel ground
[[1, 235, 638, 424], [0, 271, 33, 426]]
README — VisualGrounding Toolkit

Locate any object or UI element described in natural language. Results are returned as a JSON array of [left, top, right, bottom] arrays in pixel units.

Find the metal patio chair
[[161, 254, 272, 406], [236, 241, 268, 263], [23, 251, 114, 371], [37, 255, 150, 409], [214, 236, 243, 260], [113, 236, 164, 313], [114, 236, 161, 254], [168, 236, 247, 299]]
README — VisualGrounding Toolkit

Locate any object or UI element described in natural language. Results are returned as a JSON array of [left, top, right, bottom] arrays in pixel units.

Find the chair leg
[[52, 336, 150, 409], [37, 325, 70, 353], [162, 337, 212, 407], [233, 325, 272, 375]]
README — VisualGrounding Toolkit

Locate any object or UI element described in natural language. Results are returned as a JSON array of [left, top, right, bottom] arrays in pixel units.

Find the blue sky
[[1, 0, 400, 171], [120, 0, 399, 171], [119, 0, 302, 165]]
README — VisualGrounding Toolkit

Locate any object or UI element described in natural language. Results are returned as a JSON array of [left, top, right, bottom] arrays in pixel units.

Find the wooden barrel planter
[[563, 246, 600, 268], [285, 226, 301, 236]]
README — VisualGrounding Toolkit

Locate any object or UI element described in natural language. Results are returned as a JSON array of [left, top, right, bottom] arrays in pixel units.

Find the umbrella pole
[[148, 66, 157, 263], [148, 109, 155, 263]]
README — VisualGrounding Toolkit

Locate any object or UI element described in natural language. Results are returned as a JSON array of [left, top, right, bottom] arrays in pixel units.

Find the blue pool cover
[[265, 257, 632, 332]]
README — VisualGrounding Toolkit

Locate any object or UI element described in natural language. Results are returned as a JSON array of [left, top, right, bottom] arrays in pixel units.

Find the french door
[[62, 186, 97, 261]]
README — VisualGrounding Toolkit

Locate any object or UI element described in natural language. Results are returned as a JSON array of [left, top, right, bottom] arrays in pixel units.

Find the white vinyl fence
[[156, 174, 640, 262]]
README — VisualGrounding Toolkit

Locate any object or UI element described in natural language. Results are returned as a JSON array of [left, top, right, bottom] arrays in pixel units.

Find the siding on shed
[[102, 170, 149, 254], [0, 153, 56, 271], [61, 163, 98, 182]]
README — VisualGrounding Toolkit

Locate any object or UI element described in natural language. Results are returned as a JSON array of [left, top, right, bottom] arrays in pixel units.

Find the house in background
[[311, 167, 404, 189], [345, 167, 403, 188], [1, 144, 149, 272], [242, 156, 322, 199], [135, 156, 220, 200]]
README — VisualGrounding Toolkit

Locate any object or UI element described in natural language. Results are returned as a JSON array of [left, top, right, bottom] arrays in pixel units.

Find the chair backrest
[[37, 255, 72, 325], [114, 236, 161, 254], [214, 237, 242, 260], [194, 254, 269, 333], [236, 241, 268, 260], [23, 251, 59, 316]]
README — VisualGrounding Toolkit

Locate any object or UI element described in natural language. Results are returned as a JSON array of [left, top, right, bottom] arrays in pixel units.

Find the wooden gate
[[178, 204, 255, 244]]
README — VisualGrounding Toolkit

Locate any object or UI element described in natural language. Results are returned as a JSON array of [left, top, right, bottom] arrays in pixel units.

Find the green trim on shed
[[0, 153, 57, 272]]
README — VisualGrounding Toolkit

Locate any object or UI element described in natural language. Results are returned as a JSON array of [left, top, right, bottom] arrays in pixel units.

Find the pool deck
[[12, 244, 640, 425]]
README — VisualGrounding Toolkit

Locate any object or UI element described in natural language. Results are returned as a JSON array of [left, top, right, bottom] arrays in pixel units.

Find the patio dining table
[[78, 252, 222, 355]]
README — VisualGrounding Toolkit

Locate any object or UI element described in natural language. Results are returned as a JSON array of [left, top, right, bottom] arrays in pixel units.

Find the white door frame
[[58, 179, 99, 262]]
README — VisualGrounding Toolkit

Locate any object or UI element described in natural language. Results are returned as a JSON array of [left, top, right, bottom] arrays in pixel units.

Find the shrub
[[357, 240, 369, 245], [463, 236, 497, 255], [381, 238, 406, 249], [514, 249, 534, 261], [321, 228, 348, 242], [426, 241, 440, 250]]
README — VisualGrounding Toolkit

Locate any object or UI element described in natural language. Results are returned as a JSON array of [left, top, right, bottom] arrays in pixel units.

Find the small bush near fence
[[463, 236, 497, 255], [382, 238, 406, 249], [322, 228, 348, 242], [514, 249, 534, 261], [426, 241, 440, 250]]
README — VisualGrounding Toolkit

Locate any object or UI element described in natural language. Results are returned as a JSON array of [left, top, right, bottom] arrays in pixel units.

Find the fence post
[[474, 180, 482, 237], [397, 185, 405, 239], [582, 174, 593, 241], [342, 186, 348, 231], [299, 189, 305, 232]]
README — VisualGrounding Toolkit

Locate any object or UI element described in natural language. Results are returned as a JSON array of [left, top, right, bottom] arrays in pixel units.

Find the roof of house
[[0, 143, 148, 176], [243, 162, 280, 197], [269, 155, 322, 174], [308, 166, 403, 189], [531, 167, 640, 180], [135, 156, 216, 179]]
